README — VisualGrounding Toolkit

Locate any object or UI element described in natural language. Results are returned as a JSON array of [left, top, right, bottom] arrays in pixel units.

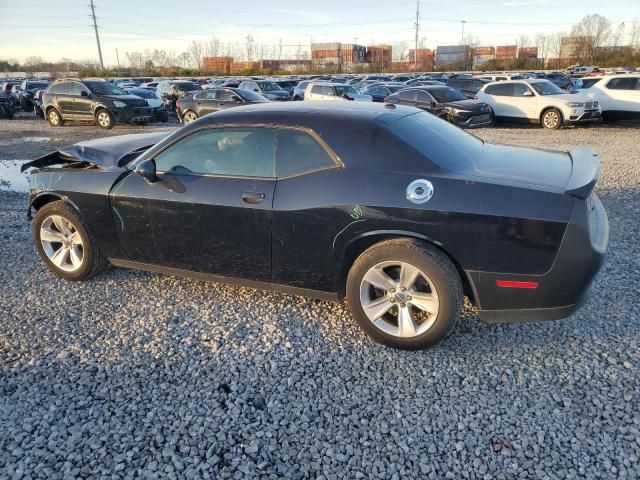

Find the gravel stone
[[0, 118, 639, 478]]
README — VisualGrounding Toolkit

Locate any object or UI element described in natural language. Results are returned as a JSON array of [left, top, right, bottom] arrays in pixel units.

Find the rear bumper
[[468, 194, 609, 324]]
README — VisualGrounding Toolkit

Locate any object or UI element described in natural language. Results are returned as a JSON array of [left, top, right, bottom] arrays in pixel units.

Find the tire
[[33, 201, 108, 281], [95, 108, 115, 129], [346, 238, 462, 350], [47, 108, 63, 127], [541, 108, 562, 129], [182, 110, 198, 124]]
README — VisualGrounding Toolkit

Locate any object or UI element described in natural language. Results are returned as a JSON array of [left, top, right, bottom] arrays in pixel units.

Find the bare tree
[[547, 32, 564, 69], [629, 19, 640, 49], [570, 14, 612, 62], [188, 40, 204, 70], [206, 37, 221, 58], [245, 35, 255, 61], [278, 38, 283, 60], [391, 41, 408, 62]]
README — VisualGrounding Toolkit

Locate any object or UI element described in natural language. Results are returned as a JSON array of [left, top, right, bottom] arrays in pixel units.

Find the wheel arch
[[335, 230, 475, 304], [540, 105, 563, 123], [28, 192, 81, 220]]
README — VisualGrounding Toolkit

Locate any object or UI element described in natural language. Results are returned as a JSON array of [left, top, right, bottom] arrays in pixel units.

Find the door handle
[[242, 192, 265, 204]]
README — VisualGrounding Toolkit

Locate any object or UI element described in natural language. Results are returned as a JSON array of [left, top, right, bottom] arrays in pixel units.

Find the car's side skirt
[[108, 258, 340, 302]]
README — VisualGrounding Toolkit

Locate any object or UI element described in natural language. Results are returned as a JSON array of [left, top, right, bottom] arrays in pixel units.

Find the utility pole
[[115, 48, 120, 76], [414, 1, 420, 70], [89, 0, 104, 69], [460, 20, 466, 44]]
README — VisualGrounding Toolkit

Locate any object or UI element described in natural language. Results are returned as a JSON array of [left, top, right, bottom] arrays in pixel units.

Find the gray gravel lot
[[0, 116, 639, 479]]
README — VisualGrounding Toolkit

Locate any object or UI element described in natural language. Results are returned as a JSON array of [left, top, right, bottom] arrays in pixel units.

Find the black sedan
[[19, 79, 50, 111], [385, 86, 494, 128], [21, 103, 608, 350], [361, 84, 404, 102], [176, 88, 268, 123]]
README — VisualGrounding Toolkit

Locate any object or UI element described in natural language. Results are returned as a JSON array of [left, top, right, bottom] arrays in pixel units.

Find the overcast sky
[[1, 0, 638, 65]]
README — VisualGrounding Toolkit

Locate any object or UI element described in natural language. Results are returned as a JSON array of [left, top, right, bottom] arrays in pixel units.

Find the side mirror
[[134, 159, 157, 183], [80, 91, 90, 97], [430, 101, 437, 108], [523, 90, 534, 97]]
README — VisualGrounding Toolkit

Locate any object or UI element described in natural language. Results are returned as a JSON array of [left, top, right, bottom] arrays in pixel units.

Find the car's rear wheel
[[33, 201, 107, 281], [183, 110, 198, 123], [95, 109, 114, 129], [541, 108, 562, 129], [346, 239, 462, 350], [47, 108, 63, 127]]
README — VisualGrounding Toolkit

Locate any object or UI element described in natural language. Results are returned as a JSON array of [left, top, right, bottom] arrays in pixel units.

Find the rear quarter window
[[388, 112, 483, 172]]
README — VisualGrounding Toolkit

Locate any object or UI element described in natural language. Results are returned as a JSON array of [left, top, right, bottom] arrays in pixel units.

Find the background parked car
[[292, 80, 313, 100], [19, 79, 50, 111], [176, 87, 268, 123], [542, 72, 573, 90], [156, 80, 201, 111], [0, 91, 16, 119], [446, 77, 491, 99], [580, 74, 640, 121], [385, 86, 493, 128], [476, 79, 600, 129], [238, 80, 290, 101], [304, 83, 372, 102], [274, 80, 298, 97], [42, 78, 152, 129], [124, 88, 168, 122], [32, 89, 45, 117], [360, 84, 404, 102]]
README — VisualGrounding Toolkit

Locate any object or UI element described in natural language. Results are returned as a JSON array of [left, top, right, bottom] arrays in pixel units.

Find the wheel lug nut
[[390, 288, 395, 293]]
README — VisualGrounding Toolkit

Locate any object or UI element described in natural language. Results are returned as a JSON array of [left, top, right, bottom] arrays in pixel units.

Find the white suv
[[580, 74, 640, 121], [476, 79, 601, 129], [304, 82, 372, 102]]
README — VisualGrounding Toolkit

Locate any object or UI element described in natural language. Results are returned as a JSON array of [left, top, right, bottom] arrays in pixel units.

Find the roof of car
[[192, 101, 419, 128]]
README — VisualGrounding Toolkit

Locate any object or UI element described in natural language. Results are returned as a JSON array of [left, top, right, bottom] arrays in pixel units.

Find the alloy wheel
[[40, 215, 84, 272], [48, 110, 59, 125], [97, 111, 111, 128], [183, 111, 198, 123], [359, 261, 439, 338], [543, 111, 560, 129]]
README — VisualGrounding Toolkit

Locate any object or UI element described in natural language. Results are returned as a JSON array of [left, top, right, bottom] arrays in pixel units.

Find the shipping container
[[518, 47, 538, 59], [436, 45, 470, 55], [495, 45, 517, 58], [473, 47, 495, 56]]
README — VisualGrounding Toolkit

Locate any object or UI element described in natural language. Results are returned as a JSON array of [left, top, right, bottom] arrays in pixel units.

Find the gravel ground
[[0, 116, 639, 479]]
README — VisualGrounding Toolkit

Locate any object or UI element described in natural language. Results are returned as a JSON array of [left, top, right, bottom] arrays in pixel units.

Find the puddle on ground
[[0, 160, 30, 192], [0, 136, 50, 146]]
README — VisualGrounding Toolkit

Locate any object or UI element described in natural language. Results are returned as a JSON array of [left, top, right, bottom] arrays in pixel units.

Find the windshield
[[237, 89, 268, 102], [334, 85, 358, 96], [127, 89, 157, 99], [530, 81, 565, 95], [428, 87, 466, 103], [84, 81, 127, 96], [389, 111, 483, 172], [172, 82, 199, 92], [258, 81, 282, 92], [26, 82, 48, 90]]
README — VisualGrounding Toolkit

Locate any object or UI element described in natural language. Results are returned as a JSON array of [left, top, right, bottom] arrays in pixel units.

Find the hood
[[103, 94, 148, 106], [21, 132, 170, 172], [263, 90, 289, 97], [441, 99, 489, 112], [352, 94, 373, 102], [145, 98, 163, 108]]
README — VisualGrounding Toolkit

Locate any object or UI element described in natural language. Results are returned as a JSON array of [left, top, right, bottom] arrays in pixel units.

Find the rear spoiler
[[565, 147, 600, 199]]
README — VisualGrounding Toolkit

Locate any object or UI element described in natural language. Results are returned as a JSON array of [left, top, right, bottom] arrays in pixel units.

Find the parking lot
[[1, 116, 639, 478]]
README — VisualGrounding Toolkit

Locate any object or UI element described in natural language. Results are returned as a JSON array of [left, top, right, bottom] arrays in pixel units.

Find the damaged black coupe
[[21, 103, 608, 349]]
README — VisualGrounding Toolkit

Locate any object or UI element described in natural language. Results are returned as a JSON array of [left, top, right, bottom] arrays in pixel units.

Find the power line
[[89, 0, 104, 69]]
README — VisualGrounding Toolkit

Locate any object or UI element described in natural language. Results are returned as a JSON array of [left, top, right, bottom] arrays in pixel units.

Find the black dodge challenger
[[21, 102, 609, 350]]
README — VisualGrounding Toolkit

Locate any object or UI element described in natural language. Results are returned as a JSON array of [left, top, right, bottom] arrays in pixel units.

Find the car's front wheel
[[47, 108, 63, 127], [346, 239, 462, 350], [182, 110, 198, 123], [541, 108, 562, 129], [33, 201, 107, 281], [95, 109, 115, 129]]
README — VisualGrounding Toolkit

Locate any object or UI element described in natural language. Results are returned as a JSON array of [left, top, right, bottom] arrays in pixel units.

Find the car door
[[192, 90, 218, 115], [509, 83, 538, 119], [53, 82, 75, 117], [110, 126, 277, 281], [415, 90, 436, 112], [602, 77, 640, 116], [394, 89, 417, 107], [215, 88, 243, 110], [271, 127, 345, 291], [483, 83, 515, 117], [71, 82, 94, 119]]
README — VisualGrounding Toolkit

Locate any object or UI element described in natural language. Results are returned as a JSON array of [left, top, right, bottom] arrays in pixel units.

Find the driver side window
[[154, 128, 276, 178]]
